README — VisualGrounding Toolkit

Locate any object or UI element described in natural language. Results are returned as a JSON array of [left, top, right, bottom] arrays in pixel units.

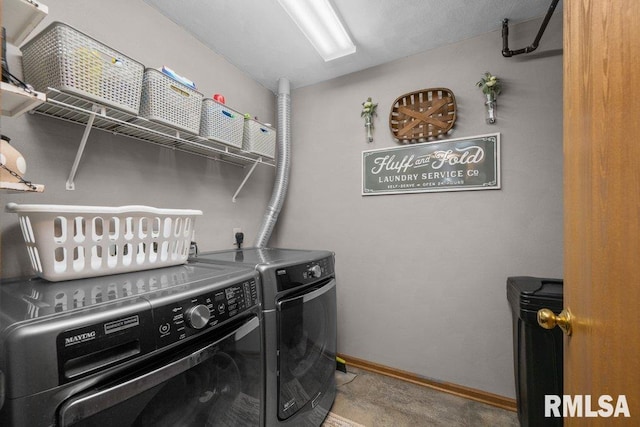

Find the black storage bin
[[507, 276, 563, 427]]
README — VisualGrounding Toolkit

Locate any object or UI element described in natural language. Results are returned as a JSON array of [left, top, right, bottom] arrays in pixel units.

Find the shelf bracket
[[66, 107, 98, 190], [232, 158, 261, 202]]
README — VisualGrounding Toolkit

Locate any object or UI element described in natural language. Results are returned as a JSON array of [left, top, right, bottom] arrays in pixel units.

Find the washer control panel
[[154, 278, 259, 348], [184, 304, 211, 329], [55, 278, 258, 384]]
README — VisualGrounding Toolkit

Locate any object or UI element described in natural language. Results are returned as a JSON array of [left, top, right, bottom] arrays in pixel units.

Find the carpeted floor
[[328, 367, 519, 427]]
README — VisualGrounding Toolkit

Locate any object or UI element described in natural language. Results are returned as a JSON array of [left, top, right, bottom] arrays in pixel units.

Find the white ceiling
[[143, 0, 559, 93]]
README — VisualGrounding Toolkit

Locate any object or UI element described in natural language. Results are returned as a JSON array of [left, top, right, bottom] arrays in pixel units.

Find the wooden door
[[563, 0, 640, 424]]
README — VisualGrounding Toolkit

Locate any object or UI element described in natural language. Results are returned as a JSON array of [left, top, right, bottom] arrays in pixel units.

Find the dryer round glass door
[[276, 279, 337, 420]]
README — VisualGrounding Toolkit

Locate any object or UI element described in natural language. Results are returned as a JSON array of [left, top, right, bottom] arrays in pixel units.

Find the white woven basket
[[243, 119, 276, 158], [21, 22, 145, 115], [199, 99, 244, 148], [140, 68, 203, 134], [6, 203, 203, 282]]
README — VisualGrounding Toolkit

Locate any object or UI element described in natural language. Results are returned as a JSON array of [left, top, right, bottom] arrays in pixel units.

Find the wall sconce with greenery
[[476, 72, 502, 124], [361, 97, 378, 142]]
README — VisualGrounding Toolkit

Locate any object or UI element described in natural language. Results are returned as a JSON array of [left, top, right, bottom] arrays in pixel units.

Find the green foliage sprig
[[476, 72, 502, 97], [361, 97, 378, 127]]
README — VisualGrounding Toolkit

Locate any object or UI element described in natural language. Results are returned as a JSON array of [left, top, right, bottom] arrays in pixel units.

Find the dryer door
[[276, 279, 337, 420]]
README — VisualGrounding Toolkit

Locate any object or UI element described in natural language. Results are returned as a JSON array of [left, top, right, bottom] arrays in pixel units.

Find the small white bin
[[139, 68, 203, 134], [199, 99, 244, 148], [243, 119, 276, 158], [6, 203, 203, 282]]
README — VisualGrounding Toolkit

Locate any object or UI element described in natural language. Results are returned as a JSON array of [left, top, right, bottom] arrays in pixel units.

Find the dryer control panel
[[275, 256, 334, 291]]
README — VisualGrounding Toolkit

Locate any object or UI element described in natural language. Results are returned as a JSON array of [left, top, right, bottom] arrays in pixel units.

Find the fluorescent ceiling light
[[278, 0, 356, 61]]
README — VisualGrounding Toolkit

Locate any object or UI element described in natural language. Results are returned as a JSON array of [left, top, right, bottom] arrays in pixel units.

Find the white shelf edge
[[4, 0, 49, 46], [1, 82, 47, 117], [0, 181, 45, 193]]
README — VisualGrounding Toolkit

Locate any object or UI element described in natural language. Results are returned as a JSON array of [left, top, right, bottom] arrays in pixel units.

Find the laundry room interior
[[2, 1, 638, 426]]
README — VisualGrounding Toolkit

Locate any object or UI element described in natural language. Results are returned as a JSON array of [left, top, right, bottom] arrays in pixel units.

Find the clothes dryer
[[191, 248, 337, 427]]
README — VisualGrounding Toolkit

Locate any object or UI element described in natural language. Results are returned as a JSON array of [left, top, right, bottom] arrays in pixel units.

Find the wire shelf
[[33, 88, 276, 168]]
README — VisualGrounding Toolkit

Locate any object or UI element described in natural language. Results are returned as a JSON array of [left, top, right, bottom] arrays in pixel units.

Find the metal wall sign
[[362, 133, 500, 195]]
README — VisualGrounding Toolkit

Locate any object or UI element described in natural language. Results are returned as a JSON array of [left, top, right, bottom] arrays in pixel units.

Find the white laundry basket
[[6, 203, 202, 282]]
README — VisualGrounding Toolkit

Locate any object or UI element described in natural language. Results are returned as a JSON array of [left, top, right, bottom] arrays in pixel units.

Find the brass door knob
[[537, 308, 572, 336]]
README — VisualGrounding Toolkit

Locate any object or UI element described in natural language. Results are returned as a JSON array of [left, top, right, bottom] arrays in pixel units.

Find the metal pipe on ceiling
[[502, 0, 560, 57]]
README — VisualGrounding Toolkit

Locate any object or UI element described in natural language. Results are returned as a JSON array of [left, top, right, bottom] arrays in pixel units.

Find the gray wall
[[2, 1, 562, 401], [1, 0, 276, 278], [272, 14, 563, 398]]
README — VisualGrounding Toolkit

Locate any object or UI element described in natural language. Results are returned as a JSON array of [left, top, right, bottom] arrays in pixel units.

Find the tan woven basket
[[389, 88, 457, 143]]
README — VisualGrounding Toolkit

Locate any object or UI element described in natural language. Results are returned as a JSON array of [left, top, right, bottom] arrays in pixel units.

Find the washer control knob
[[185, 305, 211, 330], [308, 265, 322, 278]]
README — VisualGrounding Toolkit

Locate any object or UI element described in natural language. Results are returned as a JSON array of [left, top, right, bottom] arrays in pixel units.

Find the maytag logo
[[64, 331, 97, 347], [545, 395, 630, 418]]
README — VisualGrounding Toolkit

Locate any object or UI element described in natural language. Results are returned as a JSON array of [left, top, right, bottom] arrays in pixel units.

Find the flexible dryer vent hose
[[254, 78, 291, 248]]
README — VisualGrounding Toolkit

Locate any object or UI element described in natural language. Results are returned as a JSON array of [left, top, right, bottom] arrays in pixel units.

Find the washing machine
[[0, 263, 263, 427], [190, 248, 337, 427]]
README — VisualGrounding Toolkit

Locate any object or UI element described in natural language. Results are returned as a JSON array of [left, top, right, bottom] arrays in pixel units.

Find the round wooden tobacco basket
[[389, 88, 457, 143]]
